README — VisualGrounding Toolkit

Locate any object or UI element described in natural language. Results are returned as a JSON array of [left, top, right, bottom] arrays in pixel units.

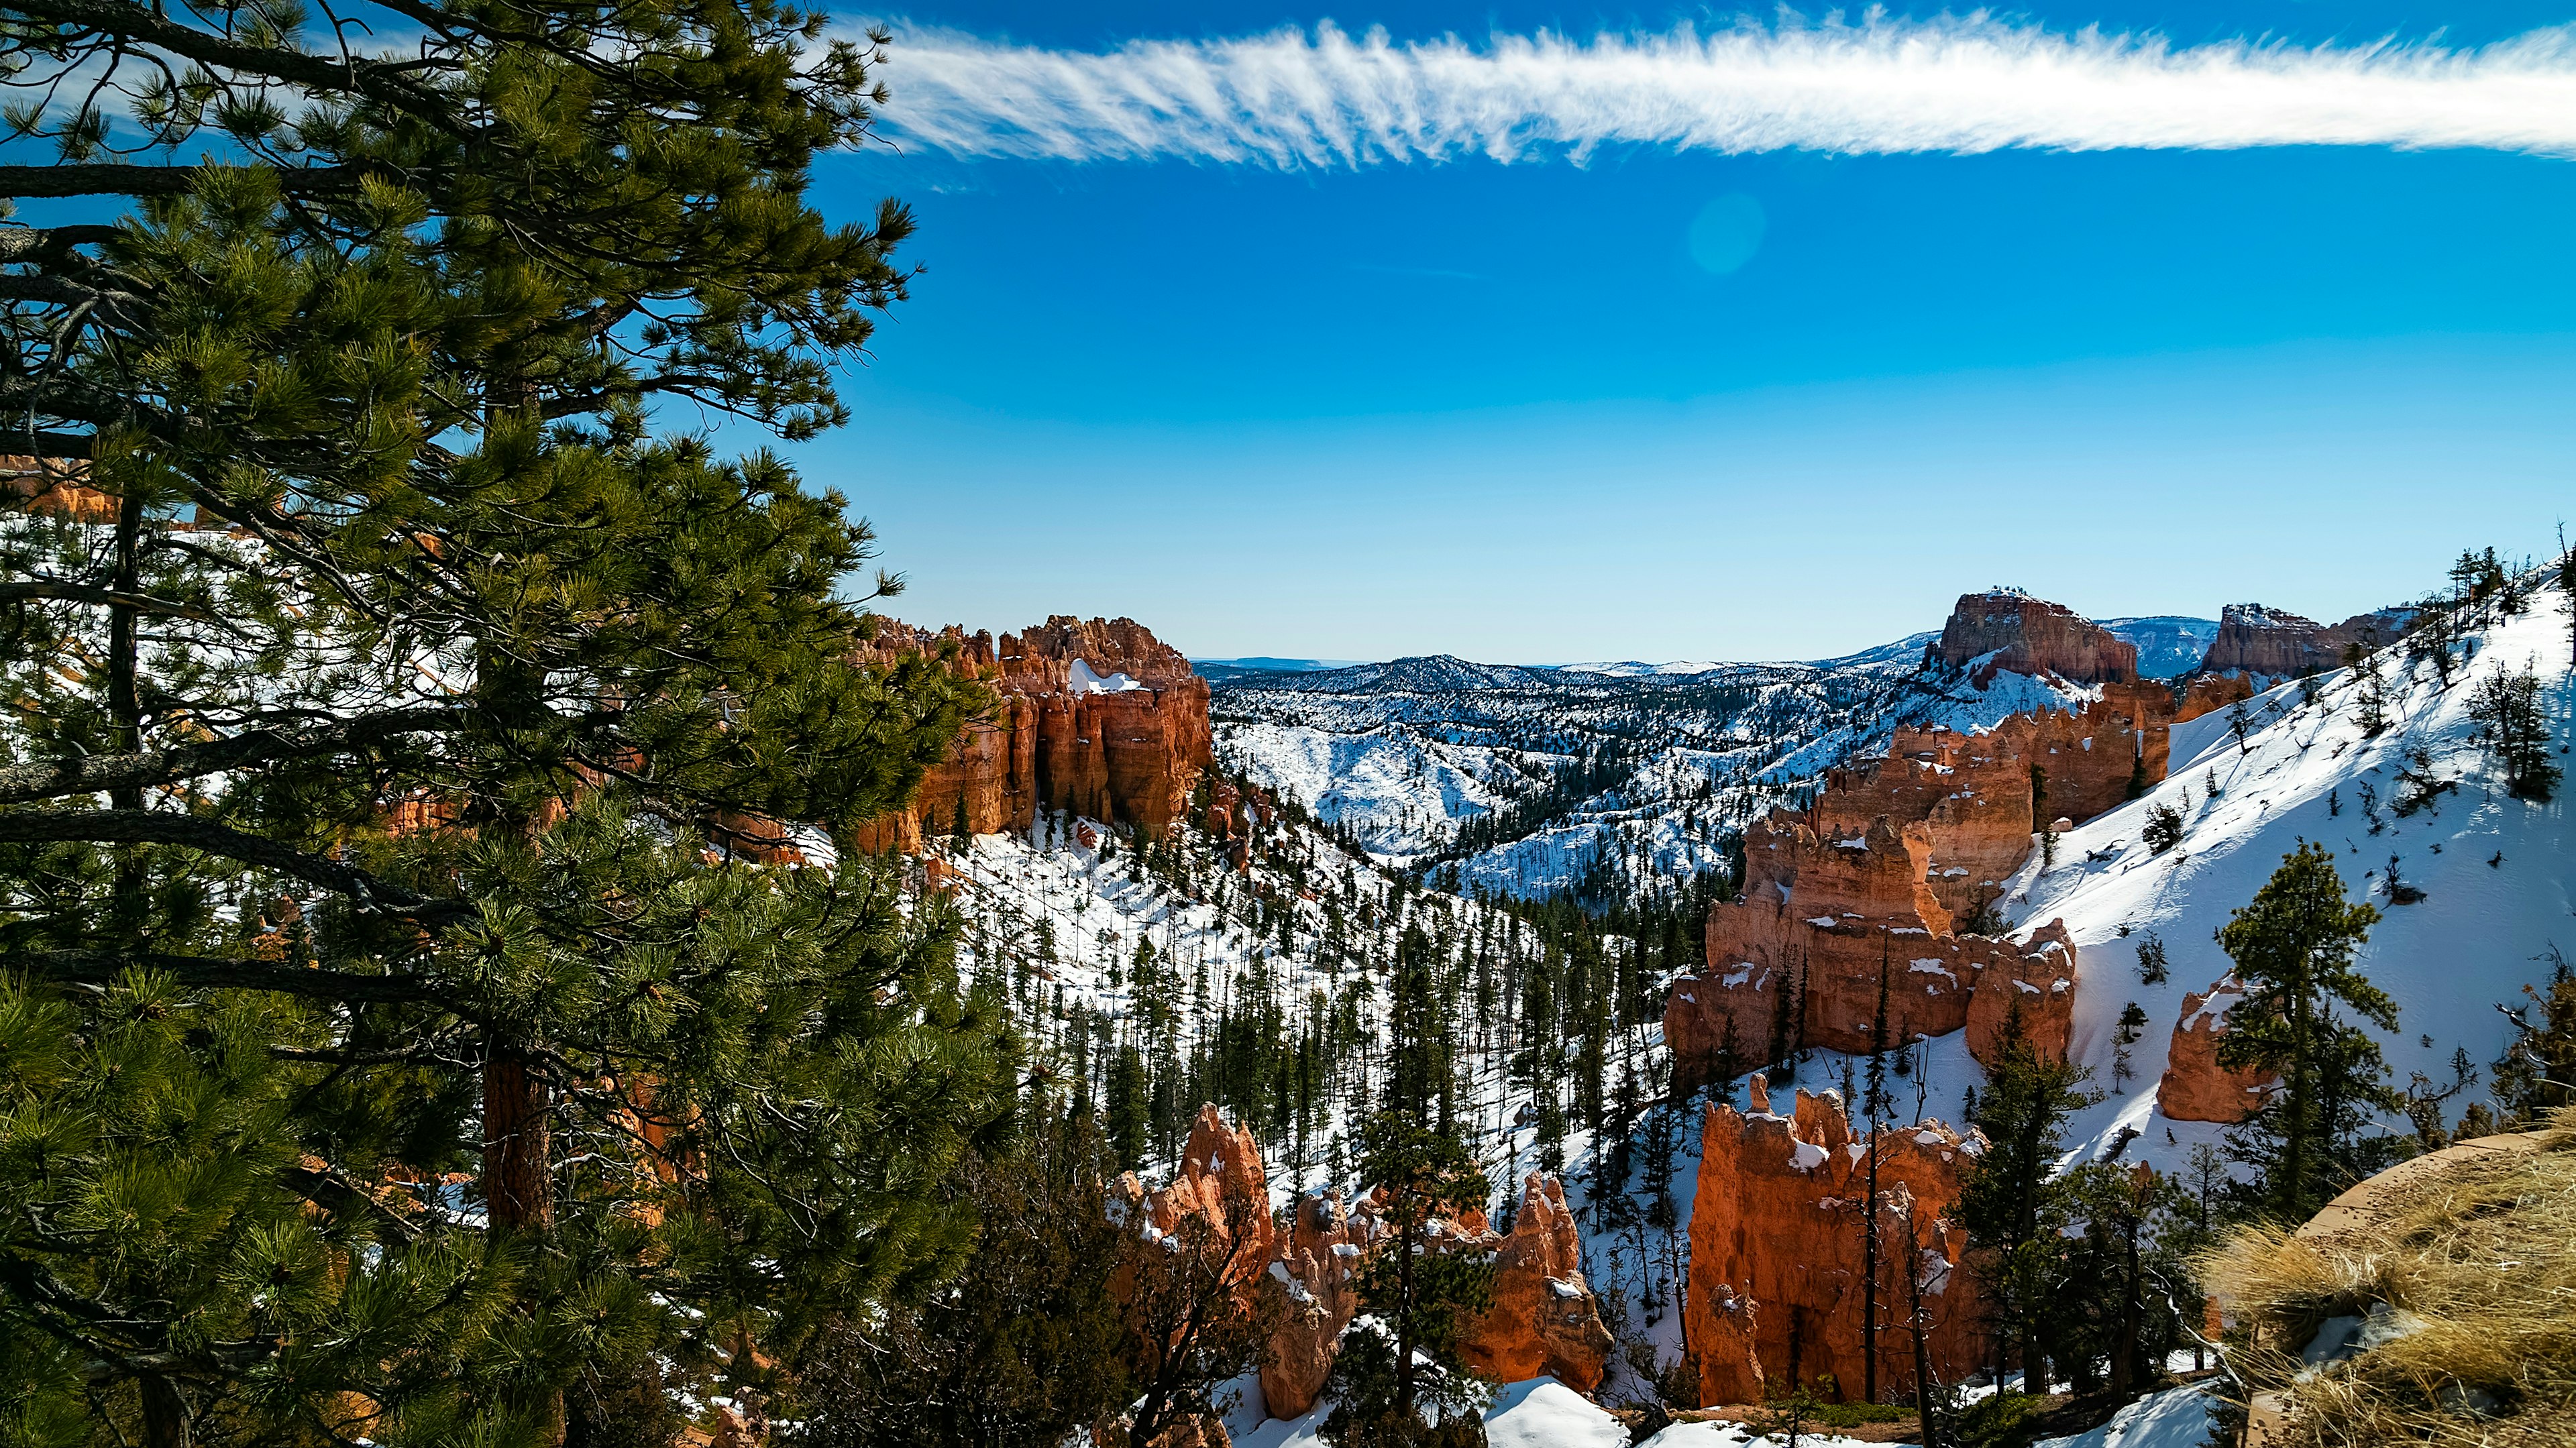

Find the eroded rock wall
[[851, 615, 1212, 848], [1685, 1078, 1990, 1405], [1935, 590, 2140, 685], [1128, 1107, 1609, 1422], [2157, 979, 2273, 1124], [2197, 603, 2413, 681]]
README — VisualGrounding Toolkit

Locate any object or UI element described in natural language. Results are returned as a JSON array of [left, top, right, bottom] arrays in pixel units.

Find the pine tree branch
[[0, 579, 241, 630], [0, 706, 466, 805], [5, 948, 466, 1013], [0, 161, 376, 199], [7, 0, 447, 109], [0, 812, 473, 925]]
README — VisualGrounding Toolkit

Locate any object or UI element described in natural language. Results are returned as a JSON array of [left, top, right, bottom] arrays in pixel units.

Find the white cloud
[[867, 13, 2576, 166]]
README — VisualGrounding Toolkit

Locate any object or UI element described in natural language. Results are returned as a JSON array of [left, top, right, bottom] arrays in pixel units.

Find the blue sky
[[790, 1, 2576, 662]]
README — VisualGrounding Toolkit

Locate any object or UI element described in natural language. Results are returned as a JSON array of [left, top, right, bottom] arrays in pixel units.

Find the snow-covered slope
[[2005, 577, 2574, 1172]]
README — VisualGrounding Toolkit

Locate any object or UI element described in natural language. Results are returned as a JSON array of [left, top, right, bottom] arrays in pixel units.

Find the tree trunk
[[139, 1374, 189, 1448], [108, 482, 146, 941], [482, 1039, 561, 1444], [1862, 1136, 1880, 1402]]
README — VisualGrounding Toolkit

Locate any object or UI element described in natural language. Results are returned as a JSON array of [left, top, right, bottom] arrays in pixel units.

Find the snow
[[1995, 575, 2576, 1176], [2033, 1384, 2218, 1448], [1481, 1378, 1629, 1448], [1069, 657, 1148, 693], [1235, 1375, 1628, 1448]]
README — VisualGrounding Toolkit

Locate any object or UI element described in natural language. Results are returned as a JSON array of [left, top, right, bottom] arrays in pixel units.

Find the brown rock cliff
[[1686, 1078, 1990, 1405], [1935, 590, 2139, 685]]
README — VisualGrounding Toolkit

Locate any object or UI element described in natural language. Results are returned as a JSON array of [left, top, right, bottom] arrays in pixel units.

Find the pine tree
[[1326, 1109, 1495, 1448], [1957, 1005, 2094, 1394], [2492, 946, 2576, 1128], [1, 5, 1010, 1442], [2214, 844, 2396, 1223], [2467, 663, 2561, 801]]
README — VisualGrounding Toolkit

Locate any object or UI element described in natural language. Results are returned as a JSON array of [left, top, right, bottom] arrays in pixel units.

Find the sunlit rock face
[[850, 615, 1212, 850], [1935, 589, 2141, 685], [2157, 979, 2272, 1125], [2196, 602, 2414, 681], [1686, 1078, 1991, 1406]]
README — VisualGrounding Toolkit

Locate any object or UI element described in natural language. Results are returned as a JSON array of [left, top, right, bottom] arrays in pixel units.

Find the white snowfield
[[2032, 1384, 2219, 1448], [2002, 577, 2576, 1175]]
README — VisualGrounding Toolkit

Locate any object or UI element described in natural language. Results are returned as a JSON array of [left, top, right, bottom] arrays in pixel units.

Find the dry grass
[[2200, 1110, 2576, 1447]]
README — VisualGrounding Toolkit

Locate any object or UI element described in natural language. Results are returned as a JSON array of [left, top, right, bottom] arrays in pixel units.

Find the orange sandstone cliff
[[1686, 1078, 1990, 1404], [1934, 589, 2140, 685], [851, 616, 1213, 851]]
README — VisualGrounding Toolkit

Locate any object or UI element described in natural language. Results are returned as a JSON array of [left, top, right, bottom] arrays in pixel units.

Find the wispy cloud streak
[[869, 14, 2576, 166]]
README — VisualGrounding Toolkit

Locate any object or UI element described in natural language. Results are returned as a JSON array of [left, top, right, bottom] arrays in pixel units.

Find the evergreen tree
[[2214, 844, 2396, 1223], [2493, 946, 2576, 1127], [1957, 1006, 2094, 1393], [1325, 1111, 1494, 1448], [1, 3, 1010, 1442], [2467, 662, 2561, 801], [795, 1117, 1132, 1448]]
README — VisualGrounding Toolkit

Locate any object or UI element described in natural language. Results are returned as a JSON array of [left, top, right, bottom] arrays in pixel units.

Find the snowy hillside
[[1214, 637, 2115, 903], [2004, 575, 2573, 1174]]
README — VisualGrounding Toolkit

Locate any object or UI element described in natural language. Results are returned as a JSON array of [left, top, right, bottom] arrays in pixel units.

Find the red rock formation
[[1666, 805, 2084, 1087], [1963, 922, 2079, 1064], [2174, 671, 2255, 724], [851, 616, 1212, 848], [1666, 669, 2167, 1091], [1814, 690, 2171, 920], [1456, 1176, 1615, 1392], [1686, 1078, 1990, 1406], [1142, 1105, 1278, 1268], [1124, 1107, 1613, 1421], [1935, 590, 2139, 685], [2196, 603, 2413, 681], [1263, 1187, 1371, 1418], [2157, 979, 2273, 1124], [2, 455, 115, 522]]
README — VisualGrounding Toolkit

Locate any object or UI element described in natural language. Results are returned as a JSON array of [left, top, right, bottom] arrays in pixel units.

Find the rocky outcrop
[[1126, 1107, 1609, 1423], [2196, 603, 2413, 681], [1666, 685, 2171, 1089], [2, 455, 115, 522], [852, 616, 1212, 850], [1934, 590, 2139, 685], [1963, 924, 2079, 1064], [1813, 691, 2171, 919], [1456, 1176, 1615, 1392], [1685, 1078, 1990, 1404], [2157, 979, 2272, 1124], [1263, 1187, 1371, 1418], [2174, 671, 2256, 724], [1666, 803, 2084, 1086]]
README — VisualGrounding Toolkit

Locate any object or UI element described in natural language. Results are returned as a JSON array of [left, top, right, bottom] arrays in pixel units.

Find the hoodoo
[[1665, 655, 2170, 1089], [851, 615, 1213, 850], [1685, 1078, 1990, 1405]]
